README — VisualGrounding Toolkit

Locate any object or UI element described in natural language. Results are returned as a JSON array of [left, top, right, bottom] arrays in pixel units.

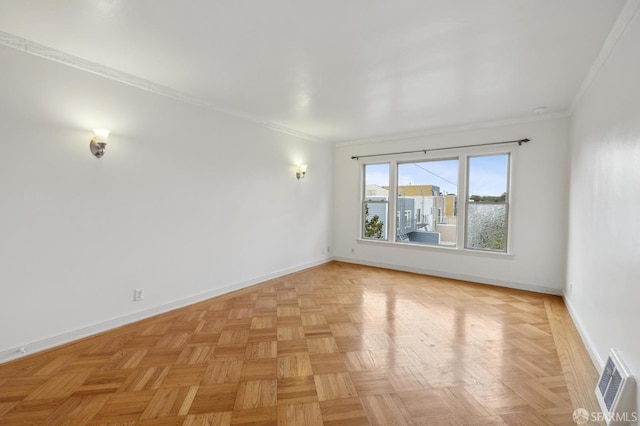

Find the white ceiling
[[0, 0, 628, 143]]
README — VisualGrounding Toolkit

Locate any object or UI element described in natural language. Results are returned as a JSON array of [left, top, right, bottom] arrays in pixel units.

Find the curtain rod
[[350, 138, 530, 160]]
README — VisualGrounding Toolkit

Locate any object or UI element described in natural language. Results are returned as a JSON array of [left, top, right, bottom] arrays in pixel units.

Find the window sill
[[356, 238, 515, 260]]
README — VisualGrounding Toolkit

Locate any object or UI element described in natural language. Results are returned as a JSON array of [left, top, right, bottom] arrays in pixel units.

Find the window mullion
[[459, 154, 468, 249], [389, 161, 398, 243]]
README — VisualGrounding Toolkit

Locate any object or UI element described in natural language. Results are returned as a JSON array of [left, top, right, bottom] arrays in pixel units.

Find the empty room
[[1, 1, 639, 424]]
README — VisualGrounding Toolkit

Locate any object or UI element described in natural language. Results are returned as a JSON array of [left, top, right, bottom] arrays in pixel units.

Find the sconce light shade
[[296, 164, 307, 180], [90, 129, 110, 158]]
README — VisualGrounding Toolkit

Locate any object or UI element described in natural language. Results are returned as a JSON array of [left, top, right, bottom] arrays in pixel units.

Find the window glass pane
[[466, 204, 506, 250], [363, 202, 388, 240], [466, 154, 509, 251], [363, 163, 389, 240], [364, 163, 389, 200], [468, 155, 508, 201], [397, 159, 458, 246]]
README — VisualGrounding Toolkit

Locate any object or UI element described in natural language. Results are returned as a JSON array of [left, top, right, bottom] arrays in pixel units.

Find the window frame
[[396, 156, 460, 247], [361, 162, 391, 242], [464, 153, 511, 253], [358, 146, 515, 256]]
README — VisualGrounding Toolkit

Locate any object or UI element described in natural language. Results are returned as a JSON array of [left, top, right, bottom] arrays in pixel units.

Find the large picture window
[[360, 150, 512, 253]]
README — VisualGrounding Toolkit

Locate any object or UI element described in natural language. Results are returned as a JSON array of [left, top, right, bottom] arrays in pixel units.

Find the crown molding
[[256, 121, 328, 144], [334, 111, 571, 148], [3, 0, 634, 151], [0, 30, 210, 106], [570, 0, 640, 113], [0, 31, 328, 145]]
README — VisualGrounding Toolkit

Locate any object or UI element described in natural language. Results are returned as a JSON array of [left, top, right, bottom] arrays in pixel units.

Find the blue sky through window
[[468, 155, 508, 197], [398, 159, 458, 194], [365, 154, 507, 196]]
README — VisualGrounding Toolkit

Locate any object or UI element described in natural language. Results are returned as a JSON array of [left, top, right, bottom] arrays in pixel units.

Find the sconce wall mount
[[90, 129, 110, 158], [296, 164, 307, 180]]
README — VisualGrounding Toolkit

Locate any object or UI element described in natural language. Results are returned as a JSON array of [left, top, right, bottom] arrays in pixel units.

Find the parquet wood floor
[[0, 261, 601, 425]]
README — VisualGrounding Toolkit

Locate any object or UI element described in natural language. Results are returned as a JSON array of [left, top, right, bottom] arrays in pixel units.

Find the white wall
[[566, 4, 640, 415], [0, 45, 333, 360], [333, 118, 570, 294]]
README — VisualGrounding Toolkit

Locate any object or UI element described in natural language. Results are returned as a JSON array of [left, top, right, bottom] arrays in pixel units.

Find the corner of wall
[[563, 293, 605, 372]]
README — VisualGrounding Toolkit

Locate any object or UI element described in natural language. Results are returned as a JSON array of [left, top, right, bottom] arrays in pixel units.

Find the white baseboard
[[332, 256, 564, 296], [0, 257, 331, 364], [562, 293, 605, 372]]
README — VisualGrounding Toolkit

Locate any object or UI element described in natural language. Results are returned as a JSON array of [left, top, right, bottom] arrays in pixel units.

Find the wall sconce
[[296, 164, 307, 180], [90, 129, 110, 158]]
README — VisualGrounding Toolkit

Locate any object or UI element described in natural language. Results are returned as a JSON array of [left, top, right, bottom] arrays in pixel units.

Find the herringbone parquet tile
[[0, 262, 601, 425]]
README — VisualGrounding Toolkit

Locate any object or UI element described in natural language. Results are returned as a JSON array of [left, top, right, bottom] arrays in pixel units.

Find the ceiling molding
[[2, 0, 629, 150], [0, 30, 210, 106], [0, 30, 328, 145], [256, 121, 327, 144], [334, 111, 571, 148], [570, 0, 640, 113]]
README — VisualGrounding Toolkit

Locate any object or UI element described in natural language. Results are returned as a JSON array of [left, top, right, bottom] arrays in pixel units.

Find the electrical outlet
[[327, 246, 331, 253], [133, 288, 144, 302], [351, 247, 355, 254]]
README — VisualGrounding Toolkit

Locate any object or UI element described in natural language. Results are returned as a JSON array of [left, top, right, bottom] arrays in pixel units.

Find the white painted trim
[[355, 238, 515, 260], [0, 257, 331, 364], [335, 112, 570, 148], [257, 121, 326, 144], [0, 31, 328, 145], [562, 294, 605, 372], [333, 256, 563, 296], [570, 0, 640, 113]]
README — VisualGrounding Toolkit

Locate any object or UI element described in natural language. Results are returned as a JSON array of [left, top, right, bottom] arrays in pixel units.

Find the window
[[360, 151, 512, 253], [466, 154, 509, 252], [362, 163, 389, 240], [403, 210, 411, 225], [397, 159, 458, 247]]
